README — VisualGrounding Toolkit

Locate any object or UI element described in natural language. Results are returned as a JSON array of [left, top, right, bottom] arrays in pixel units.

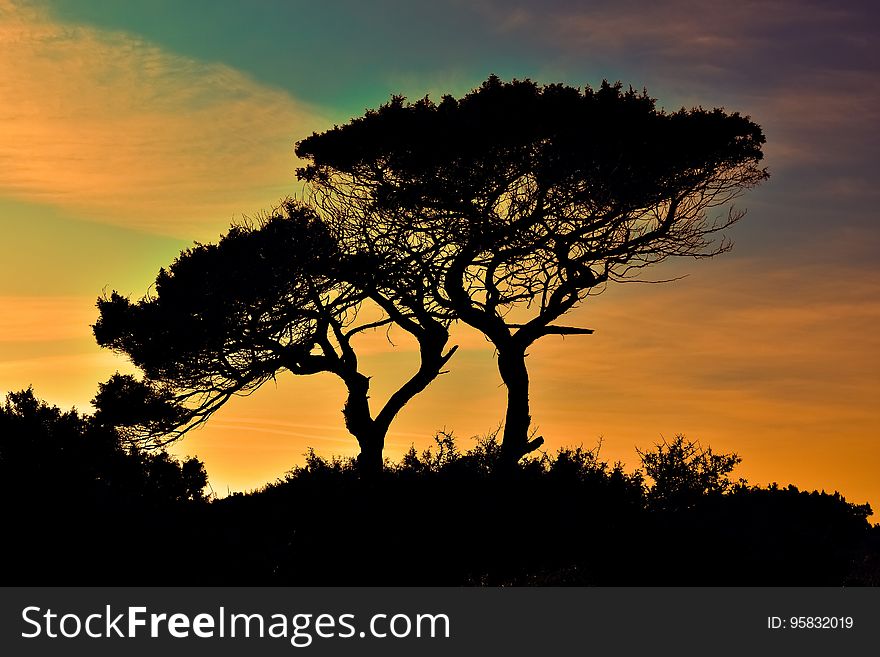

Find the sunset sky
[[1, 0, 878, 507]]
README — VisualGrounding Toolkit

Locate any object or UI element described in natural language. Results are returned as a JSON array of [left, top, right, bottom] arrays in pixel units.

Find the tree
[[0, 387, 209, 583], [93, 201, 456, 475], [0, 386, 208, 510], [637, 434, 741, 511], [296, 76, 768, 466]]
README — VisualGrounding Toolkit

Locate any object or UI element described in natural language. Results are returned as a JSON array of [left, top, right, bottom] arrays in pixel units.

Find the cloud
[[474, 1, 880, 213], [746, 69, 880, 181], [0, 347, 130, 412], [527, 256, 880, 438], [478, 0, 874, 82], [0, 295, 95, 342], [0, 293, 133, 409], [0, 0, 327, 237]]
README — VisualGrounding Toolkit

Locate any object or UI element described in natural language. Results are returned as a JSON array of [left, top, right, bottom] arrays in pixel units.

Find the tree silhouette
[[0, 387, 208, 583], [94, 201, 455, 475], [638, 434, 742, 512], [296, 75, 768, 466]]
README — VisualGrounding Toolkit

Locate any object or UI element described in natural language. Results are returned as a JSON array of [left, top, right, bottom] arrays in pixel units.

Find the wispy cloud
[[478, 0, 874, 81], [0, 295, 95, 342], [0, 294, 137, 410], [519, 257, 880, 484], [0, 0, 327, 237], [0, 348, 131, 410], [474, 0, 880, 182]]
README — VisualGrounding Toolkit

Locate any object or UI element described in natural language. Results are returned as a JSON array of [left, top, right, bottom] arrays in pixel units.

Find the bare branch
[[507, 324, 595, 335]]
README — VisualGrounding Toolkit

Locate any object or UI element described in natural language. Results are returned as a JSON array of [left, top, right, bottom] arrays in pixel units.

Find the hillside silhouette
[[2, 389, 877, 586], [0, 388, 207, 582]]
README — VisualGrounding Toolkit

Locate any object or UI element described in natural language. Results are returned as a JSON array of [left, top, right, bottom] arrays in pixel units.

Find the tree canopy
[[94, 201, 456, 474], [94, 203, 339, 440], [296, 75, 768, 465]]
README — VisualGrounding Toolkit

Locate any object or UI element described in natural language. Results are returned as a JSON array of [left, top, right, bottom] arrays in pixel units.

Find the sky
[[1, 0, 878, 506]]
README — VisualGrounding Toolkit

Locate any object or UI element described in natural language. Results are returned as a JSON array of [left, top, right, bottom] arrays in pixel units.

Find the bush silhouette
[[196, 433, 875, 586], [3, 390, 876, 585], [0, 388, 207, 583], [638, 434, 742, 511]]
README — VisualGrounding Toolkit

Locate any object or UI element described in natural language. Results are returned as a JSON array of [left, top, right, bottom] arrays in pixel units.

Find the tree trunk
[[355, 438, 384, 478], [341, 372, 385, 479], [337, 330, 455, 479], [374, 334, 456, 437], [497, 346, 544, 468]]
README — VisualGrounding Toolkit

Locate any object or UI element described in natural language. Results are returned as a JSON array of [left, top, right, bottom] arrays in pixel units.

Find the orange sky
[[3, 255, 876, 510], [1, 0, 878, 512], [161, 257, 880, 507]]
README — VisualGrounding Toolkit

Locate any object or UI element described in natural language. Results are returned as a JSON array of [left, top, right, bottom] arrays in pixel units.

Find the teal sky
[[42, 0, 880, 255], [0, 198, 187, 296], [47, 0, 557, 115]]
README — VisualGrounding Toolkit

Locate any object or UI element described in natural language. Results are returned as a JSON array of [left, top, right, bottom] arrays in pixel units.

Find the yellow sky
[[1, 0, 878, 512]]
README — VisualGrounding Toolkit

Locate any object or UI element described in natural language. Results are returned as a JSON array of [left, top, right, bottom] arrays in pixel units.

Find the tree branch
[[506, 324, 594, 335]]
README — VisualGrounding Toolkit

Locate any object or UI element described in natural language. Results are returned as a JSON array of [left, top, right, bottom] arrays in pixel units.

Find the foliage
[[247, 431, 646, 585], [0, 387, 207, 504], [92, 373, 188, 441], [3, 396, 876, 585], [199, 431, 873, 586], [0, 388, 208, 583], [93, 202, 342, 445], [637, 434, 742, 511]]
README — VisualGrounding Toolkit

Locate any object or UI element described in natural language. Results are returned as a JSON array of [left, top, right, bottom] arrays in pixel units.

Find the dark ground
[[3, 390, 878, 586]]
